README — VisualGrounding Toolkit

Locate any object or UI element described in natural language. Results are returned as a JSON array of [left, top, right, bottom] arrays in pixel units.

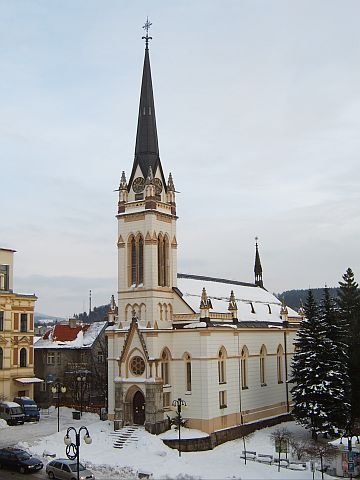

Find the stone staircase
[[110, 425, 144, 449]]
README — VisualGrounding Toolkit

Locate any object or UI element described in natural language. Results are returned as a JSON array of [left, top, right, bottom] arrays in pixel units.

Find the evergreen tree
[[319, 286, 350, 430], [291, 290, 331, 438], [337, 268, 360, 420]]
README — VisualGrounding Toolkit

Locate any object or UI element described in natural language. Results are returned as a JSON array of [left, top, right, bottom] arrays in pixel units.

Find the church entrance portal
[[133, 390, 145, 425]]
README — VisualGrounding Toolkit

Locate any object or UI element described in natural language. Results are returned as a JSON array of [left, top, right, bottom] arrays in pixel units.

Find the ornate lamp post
[[339, 423, 360, 480], [51, 383, 67, 432], [76, 375, 87, 416], [64, 426, 92, 480], [172, 397, 187, 457]]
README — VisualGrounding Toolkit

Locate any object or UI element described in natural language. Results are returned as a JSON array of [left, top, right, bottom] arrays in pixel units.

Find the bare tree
[[289, 438, 311, 461], [306, 442, 337, 480], [270, 427, 291, 471]]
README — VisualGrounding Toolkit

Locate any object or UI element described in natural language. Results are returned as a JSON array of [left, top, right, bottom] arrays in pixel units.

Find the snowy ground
[[0, 408, 337, 479]]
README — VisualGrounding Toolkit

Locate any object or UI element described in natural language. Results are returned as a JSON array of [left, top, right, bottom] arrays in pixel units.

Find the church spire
[[254, 237, 264, 288], [128, 19, 165, 189]]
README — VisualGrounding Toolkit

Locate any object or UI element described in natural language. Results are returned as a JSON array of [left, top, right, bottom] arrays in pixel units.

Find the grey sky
[[1, 1, 360, 317]]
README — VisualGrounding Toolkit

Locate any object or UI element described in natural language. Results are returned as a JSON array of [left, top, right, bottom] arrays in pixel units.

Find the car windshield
[[69, 463, 86, 472], [11, 407, 23, 415], [25, 406, 38, 411], [17, 453, 31, 461]]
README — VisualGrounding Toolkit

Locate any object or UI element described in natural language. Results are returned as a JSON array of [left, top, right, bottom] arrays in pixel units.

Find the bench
[[240, 450, 256, 460], [273, 458, 290, 468], [288, 462, 307, 471], [257, 454, 273, 464]]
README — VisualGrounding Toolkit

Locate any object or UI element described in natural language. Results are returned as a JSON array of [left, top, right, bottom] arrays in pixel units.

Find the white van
[[0, 401, 25, 425]]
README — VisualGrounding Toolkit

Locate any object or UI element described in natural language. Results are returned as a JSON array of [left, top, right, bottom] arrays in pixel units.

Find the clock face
[[154, 178, 163, 195], [133, 177, 145, 193]]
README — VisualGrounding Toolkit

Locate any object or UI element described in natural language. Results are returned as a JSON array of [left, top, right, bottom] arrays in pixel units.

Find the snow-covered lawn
[[1, 408, 336, 479]]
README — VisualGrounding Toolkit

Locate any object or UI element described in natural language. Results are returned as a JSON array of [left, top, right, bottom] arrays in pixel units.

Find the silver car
[[46, 458, 95, 480]]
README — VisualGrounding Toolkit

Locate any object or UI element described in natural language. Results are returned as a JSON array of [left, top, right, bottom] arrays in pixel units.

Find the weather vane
[[142, 17, 152, 47]]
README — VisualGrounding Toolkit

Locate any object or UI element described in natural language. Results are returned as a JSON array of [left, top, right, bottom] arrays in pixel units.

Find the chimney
[[69, 318, 77, 329]]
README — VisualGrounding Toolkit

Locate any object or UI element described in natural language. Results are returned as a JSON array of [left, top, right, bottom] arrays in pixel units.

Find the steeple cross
[[142, 17, 153, 48]]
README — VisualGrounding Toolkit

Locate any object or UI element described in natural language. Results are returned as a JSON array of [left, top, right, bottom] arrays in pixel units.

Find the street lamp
[[51, 382, 67, 432], [64, 426, 92, 480], [76, 375, 86, 417], [339, 423, 360, 480], [172, 397, 187, 457]]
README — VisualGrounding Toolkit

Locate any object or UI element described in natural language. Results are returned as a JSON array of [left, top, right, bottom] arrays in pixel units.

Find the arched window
[[20, 348, 27, 368], [277, 345, 284, 384], [184, 353, 192, 392], [259, 345, 267, 386], [241, 346, 249, 389], [158, 235, 170, 287], [128, 234, 144, 287], [218, 347, 226, 384], [161, 349, 170, 385], [0, 347, 3, 369]]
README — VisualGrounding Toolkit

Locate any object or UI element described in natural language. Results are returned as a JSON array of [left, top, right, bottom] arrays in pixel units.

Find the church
[[106, 25, 302, 436]]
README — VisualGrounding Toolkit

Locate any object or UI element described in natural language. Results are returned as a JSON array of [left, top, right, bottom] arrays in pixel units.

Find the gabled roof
[[34, 321, 107, 349]]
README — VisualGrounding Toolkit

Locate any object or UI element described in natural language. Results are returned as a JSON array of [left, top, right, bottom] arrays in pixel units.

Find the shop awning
[[15, 377, 44, 384]]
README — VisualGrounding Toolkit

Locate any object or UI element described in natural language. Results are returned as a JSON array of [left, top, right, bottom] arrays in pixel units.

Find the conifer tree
[[291, 290, 331, 438], [337, 268, 360, 420], [319, 287, 350, 430]]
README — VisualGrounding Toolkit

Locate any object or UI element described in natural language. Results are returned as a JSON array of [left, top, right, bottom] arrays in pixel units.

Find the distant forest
[[276, 288, 339, 311], [74, 304, 110, 323]]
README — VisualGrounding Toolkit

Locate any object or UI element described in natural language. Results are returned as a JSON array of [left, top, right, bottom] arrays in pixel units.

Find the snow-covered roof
[[34, 321, 107, 349], [177, 274, 300, 322]]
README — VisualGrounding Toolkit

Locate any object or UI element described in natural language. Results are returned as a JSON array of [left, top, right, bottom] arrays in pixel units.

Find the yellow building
[[0, 248, 40, 400]]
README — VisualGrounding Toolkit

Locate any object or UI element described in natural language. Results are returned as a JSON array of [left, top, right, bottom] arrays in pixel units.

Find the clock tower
[[116, 23, 177, 329]]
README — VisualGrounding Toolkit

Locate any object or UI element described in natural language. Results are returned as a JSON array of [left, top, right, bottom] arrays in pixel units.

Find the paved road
[[0, 468, 46, 479]]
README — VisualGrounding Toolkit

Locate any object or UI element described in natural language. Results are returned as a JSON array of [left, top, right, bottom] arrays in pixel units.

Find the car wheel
[[48, 471, 55, 479], [19, 466, 26, 474]]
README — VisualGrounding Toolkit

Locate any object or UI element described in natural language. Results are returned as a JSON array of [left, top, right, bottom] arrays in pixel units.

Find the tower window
[[128, 234, 144, 287], [0, 265, 9, 291], [157, 235, 169, 287]]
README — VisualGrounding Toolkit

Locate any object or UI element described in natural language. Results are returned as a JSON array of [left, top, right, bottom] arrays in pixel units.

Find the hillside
[[277, 287, 339, 311]]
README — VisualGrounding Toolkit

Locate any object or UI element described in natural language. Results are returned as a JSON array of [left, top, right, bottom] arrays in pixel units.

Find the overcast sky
[[1, 0, 360, 318]]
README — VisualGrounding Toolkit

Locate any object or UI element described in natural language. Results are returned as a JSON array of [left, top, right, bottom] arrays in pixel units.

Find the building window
[[157, 235, 169, 287], [20, 313, 27, 332], [97, 351, 104, 364], [47, 351, 55, 365], [130, 356, 145, 376], [219, 390, 227, 409], [277, 345, 284, 384], [185, 354, 192, 392], [218, 348, 226, 384], [161, 349, 170, 385], [0, 265, 9, 291], [20, 348, 27, 367], [56, 352, 62, 366], [0, 347, 3, 369], [163, 391, 171, 408], [260, 345, 267, 386], [241, 346, 249, 389], [0, 311, 4, 331], [129, 234, 144, 287]]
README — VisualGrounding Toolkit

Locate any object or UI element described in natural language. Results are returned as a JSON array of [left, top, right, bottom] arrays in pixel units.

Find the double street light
[[51, 382, 66, 432], [64, 426, 92, 480], [172, 397, 187, 457]]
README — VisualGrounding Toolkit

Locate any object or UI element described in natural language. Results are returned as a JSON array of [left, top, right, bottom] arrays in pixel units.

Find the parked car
[[0, 447, 43, 474], [46, 458, 95, 480], [0, 400, 25, 425], [13, 396, 40, 422]]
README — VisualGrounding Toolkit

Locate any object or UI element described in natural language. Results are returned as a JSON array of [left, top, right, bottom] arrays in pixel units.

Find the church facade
[[106, 30, 302, 435]]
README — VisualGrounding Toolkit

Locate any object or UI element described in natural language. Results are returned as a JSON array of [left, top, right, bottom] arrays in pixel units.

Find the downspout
[[283, 321, 290, 413]]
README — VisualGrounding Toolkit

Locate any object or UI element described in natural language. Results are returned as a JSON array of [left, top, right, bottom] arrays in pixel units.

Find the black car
[[0, 447, 43, 474]]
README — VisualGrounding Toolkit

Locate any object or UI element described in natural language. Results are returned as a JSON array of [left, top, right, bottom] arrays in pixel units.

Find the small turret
[[280, 298, 289, 323], [200, 287, 212, 319], [254, 238, 264, 288]]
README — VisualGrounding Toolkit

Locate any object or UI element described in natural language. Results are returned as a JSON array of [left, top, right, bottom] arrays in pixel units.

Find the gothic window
[[20, 313, 27, 332], [0, 265, 9, 291], [218, 348, 226, 384], [277, 345, 284, 384], [130, 356, 145, 376], [185, 354, 192, 392], [259, 345, 267, 386], [20, 348, 27, 368], [0, 311, 3, 331], [161, 349, 170, 385], [241, 346, 249, 389], [157, 234, 169, 287], [0, 347, 3, 369], [128, 234, 144, 287], [219, 390, 227, 409]]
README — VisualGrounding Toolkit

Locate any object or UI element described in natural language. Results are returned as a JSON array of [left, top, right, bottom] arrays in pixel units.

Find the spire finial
[[142, 17, 153, 48]]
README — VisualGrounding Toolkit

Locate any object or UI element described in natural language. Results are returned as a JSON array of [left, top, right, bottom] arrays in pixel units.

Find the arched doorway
[[133, 390, 145, 425]]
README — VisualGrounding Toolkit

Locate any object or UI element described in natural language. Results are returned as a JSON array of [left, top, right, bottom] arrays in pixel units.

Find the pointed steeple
[[254, 237, 264, 288], [128, 20, 166, 189]]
